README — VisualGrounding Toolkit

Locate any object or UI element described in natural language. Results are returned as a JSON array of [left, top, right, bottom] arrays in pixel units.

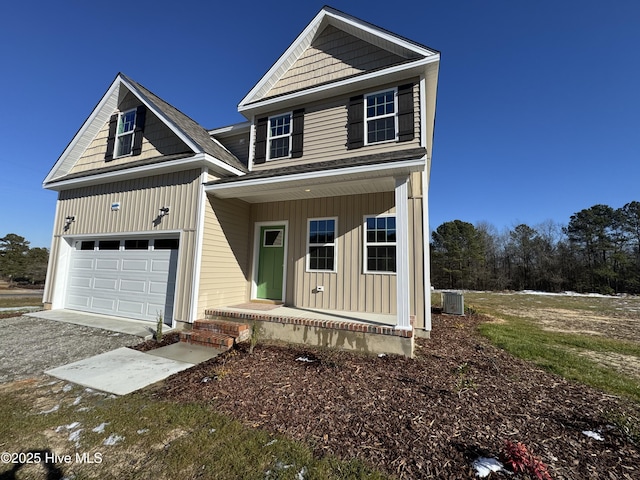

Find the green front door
[[256, 225, 285, 300]]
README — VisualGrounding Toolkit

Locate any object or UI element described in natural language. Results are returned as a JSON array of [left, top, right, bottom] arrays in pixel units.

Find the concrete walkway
[[45, 343, 222, 395], [23, 310, 223, 395]]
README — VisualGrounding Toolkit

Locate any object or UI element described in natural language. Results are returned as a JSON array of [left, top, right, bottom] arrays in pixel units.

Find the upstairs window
[[365, 89, 397, 144], [268, 113, 292, 160], [116, 109, 137, 157]]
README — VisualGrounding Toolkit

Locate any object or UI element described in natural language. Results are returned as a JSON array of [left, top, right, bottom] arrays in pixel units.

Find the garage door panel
[[67, 294, 91, 308], [117, 300, 145, 316], [120, 279, 147, 294], [96, 259, 120, 270], [93, 277, 118, 291], [65, 239, 178, 323], [69, 275, 93, 288], [122, 259, 149, 272], [71, 258, 95, 270], [91, 297, 117, 311]]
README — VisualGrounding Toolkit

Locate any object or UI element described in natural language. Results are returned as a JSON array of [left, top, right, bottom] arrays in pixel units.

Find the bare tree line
[[430, 202, 640, 294]]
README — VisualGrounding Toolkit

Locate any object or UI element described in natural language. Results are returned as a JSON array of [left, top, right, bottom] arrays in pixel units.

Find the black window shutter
[[291, 109, 304, 158], [347, 95, 364, 150], [104, 113, 118, 161], [254, 117, 268, 164], [131, 105, 146, 156], [397, 83, 415, 142]]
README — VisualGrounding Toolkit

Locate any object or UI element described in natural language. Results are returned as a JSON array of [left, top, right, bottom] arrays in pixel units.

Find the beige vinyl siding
[[268, 25, 409, 98], [70, 92, 192, 175], [51, 169, 201, 322], [197, 196, 251, 317], [253, 80, 421, 171], [249, 191, 424, 324]]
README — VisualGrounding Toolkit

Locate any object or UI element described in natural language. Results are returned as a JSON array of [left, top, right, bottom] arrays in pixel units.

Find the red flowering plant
[[502, 440, 552, 480]]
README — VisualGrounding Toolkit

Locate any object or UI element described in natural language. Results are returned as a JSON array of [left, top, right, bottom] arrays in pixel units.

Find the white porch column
[[395, 175, 411, 330]]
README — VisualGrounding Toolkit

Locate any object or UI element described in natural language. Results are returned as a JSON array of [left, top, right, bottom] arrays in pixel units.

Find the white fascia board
[[238, 55, 440, 115], [202, 154, 246, 177], [323, 9, 437, 58], [238, 10, 326, 109], [205, 157, 425, 194], [43, 80, 121, 186], [43, 154, 243, 191], [119, 77, 203, 155]]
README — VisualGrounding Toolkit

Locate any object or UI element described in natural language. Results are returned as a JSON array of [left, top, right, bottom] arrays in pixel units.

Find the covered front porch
[[205, 303, 415, 357]]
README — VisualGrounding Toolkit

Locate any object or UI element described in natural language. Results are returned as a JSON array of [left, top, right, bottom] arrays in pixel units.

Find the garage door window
[[125, 239, 149, 250], [79, 241, 95, 251], [154, 239, 179, 250], [98, 240, 120, 250]]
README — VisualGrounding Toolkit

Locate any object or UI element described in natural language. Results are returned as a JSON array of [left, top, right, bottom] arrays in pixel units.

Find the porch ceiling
[[205, 157, 425, 203]]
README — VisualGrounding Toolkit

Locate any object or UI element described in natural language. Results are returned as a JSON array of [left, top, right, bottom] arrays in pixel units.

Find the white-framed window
[[116, 109, 137, 157], [364, 88, 397, 145], [307, 217, 337, 272], [268, 113, 292, 160], [363, 215, 396, 273]]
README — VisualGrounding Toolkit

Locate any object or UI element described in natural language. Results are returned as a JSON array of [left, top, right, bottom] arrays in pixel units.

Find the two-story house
[[42, 7, 439, 357]]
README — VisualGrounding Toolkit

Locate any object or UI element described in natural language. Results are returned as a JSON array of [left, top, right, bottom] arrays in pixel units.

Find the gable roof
[[238, 6, 440, 114], [44, 73, 247, 187]]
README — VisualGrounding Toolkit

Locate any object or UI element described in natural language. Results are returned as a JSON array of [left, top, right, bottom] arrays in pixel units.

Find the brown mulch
[[129, 332, 180, 351], [156, 314, 640, 479]]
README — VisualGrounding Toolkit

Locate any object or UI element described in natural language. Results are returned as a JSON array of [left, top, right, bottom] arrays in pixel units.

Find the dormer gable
[[44, 73, 247, 189], [238, 6, 439, 115]]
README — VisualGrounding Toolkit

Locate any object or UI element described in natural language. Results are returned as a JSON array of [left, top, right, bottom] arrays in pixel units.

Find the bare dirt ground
[[157, 313, 640, 479]]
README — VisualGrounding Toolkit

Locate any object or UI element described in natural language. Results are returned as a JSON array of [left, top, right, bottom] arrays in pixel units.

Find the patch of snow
[[76, 407, 91, 412], [40, 405, 60, 414], [62, 384, 73, 392], [72, 396, 82, 406], [137, 429, 149, 434], [209, 428, 216, 434], [103, 434, 124, 446], [296, 356, 315, 363], [296, 466, 307, 480], [109, 333, 120, 336], [264, 439, 277, 446], [472, 457, 504, 478], [92, 422, 109, 433], [582, 430, 604, 441], [68, 429, 82, 447]]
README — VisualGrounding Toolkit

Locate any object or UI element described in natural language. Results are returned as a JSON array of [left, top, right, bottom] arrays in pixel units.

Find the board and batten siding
[[70, 92, 192, 175], [197, 196, 252, 317], [49, 169, 202, 322], [267, 25, 410, 98], [249, 191, 425, 328], [253, 80, 421, 171]]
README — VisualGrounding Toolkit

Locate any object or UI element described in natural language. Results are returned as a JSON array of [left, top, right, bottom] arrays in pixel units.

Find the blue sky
[[1, 0, 639, 247]]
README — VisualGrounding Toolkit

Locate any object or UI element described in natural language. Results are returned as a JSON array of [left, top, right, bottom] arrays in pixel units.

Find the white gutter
[[189, 167, 208, 323], [205, 157, 425, 194], [44, 154, 245, 191]]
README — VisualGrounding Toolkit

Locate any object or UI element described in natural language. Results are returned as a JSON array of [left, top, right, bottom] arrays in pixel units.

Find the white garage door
[[65, 238, 178, 323]]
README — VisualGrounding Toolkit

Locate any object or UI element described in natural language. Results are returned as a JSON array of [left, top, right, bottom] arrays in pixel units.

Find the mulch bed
[[156, 314, 640, 479], [129, 332, 180, 352]]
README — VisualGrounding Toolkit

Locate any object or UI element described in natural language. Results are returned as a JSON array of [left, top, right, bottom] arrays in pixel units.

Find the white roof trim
[[44, 74, 206, 187], [205, 157, 425, 195], [238, 6, 438, 109], [44, 153, 243, 191]]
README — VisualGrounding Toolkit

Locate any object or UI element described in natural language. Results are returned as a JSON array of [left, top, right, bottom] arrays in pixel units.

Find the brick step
[[193, 319, 251, 342], [179, 330, 234, 349]]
